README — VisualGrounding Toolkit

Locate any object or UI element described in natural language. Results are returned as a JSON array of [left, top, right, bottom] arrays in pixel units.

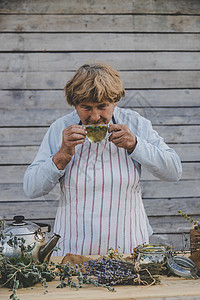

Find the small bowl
[[84, 124, 108, 143]]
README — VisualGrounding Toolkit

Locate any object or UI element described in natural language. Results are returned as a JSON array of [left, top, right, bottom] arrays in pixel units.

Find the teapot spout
[[38, 233, 60, 263]]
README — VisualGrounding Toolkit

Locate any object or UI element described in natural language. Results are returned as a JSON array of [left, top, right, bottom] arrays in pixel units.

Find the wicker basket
[[190, 229, 200, 254]]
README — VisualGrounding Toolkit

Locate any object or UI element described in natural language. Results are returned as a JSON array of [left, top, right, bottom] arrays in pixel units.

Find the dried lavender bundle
[[84, 257, 160, 286]]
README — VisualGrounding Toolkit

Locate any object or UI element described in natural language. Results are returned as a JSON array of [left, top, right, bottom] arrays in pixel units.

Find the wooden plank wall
[[0, 0, 200, 250]]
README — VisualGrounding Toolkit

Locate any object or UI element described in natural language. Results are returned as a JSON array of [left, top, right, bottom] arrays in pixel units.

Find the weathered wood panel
[[0, 166, 28, 183], [0, 128, 48, 146], [1, 0, 200, 251], [0, 214, 196, 236], [0, 163, 199, 184], [1, 15, 200, 33], [2, 52, 200, 71], [1, 144, 199, 165], [155, 126, 200, 144], [0, 202, 57, 219], [0, 201, 198, 234], [142, 163, 200, 181], [149, 234, 190, 250], [1, 90, 199, 108], [0, 205, 190, 249], [0, 146, 38, 164], [1, 197, 200, 218], [1, 33, 200, 51], [1, 0, 200, 14], [0, 108, 73, 127], [144, 198, 200, 216], [0, 180, 199, 202], [1, 70, 200, 89], [120, 90, 200, 108], [141, 180, 200, 199], [2, 214, 191, 252], [149, 216, 200, 233], [1, 126, 199, 146], [0, 183, 60, 202], [1, 107, 200, 126]]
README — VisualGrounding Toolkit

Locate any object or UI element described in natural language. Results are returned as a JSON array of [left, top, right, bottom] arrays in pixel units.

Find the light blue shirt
[[23, 106, 182, 237], [23, 106, 182, 200]]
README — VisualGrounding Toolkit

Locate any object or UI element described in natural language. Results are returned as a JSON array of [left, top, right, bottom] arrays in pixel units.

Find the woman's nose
[[90, 109, 100, 122]]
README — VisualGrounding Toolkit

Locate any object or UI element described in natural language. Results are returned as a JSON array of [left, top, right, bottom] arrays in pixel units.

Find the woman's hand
[[53, 125, 87, 169], [108, 124, 137, 154]]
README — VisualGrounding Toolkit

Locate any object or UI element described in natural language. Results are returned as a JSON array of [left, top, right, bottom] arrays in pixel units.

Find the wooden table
[[1, 256, 200, 300]]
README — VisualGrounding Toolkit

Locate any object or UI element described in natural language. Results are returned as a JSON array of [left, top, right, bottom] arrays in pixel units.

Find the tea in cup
[[84, 124, 108, 143]]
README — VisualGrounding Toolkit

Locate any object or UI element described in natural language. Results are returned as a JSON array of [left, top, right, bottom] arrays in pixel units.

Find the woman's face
[[75, 100, 117, 125]]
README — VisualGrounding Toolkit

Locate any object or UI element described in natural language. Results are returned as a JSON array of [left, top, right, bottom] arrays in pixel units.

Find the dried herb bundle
[[0, 231, 56, 299], [0, 224, 114, 300], [84, 257, 160, 286]]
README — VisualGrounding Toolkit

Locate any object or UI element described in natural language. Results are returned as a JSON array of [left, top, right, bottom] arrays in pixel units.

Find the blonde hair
[[64, 62, 125, 106]]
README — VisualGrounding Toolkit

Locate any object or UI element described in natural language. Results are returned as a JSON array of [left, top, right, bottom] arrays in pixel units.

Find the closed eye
[[81, 105, 92, 111], [97, 104, 107, 110]]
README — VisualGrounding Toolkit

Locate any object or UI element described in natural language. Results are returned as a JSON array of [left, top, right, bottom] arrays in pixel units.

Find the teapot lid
[[4, 215, 40, 236]]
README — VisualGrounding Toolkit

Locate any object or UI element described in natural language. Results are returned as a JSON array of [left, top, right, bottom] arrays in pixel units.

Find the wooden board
[[1, 15, 200, 32], [149, 215, 200, 233], [1, 70, 200, 89], [1, 0, 200, 14], [155, 125, 200, 143], [2, 52, 200, 71], [1, 209, 199, 235], [0, 201, 57, 220], [1, 197, 200, 219], [142, 163, 200, 181], [1, 107, 200, 126], [0, 180, 199, 202], [1, 89, 199, 108], [2, 274, 200, 299], [0, 144, 199, 167], [3, 144, 199, 167], [0, 215, 195, 251], [141, 180, 200, 198], [0, 126, 199, 145], [1, 162, 199, 184], [0, 146, 38, 164], [149, 233, 190, 250], [1, 33, 200, 51], [0, 207, 195, 249]]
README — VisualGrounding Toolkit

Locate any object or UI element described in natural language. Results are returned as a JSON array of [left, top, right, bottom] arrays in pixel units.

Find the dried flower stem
[[178, 211, 200, 230]]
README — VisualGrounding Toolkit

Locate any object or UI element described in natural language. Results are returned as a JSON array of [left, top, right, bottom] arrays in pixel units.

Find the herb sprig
[[0, 219, 114, 299], [178, 211, 200, 230]]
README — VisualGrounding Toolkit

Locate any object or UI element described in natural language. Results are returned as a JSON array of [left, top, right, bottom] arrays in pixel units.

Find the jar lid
[[167, 256, 198, 278], [4, 215, 39, 236]]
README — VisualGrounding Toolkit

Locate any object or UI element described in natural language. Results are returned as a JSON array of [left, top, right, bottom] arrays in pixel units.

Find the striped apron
[[54, 137, 149, 256]]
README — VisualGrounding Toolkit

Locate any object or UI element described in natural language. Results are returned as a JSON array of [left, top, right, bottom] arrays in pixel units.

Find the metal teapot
[[1, 215, 60, 262]]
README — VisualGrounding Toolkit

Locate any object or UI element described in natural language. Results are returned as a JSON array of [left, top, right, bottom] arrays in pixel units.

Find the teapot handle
[[34, 227, 45, 243], [34, 222, 51, 233]]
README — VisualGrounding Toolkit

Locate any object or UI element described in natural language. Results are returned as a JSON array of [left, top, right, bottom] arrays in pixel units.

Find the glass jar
[[136, 244, 172, 264]]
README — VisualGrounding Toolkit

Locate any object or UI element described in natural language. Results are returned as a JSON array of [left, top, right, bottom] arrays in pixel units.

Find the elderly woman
[[23, 62, 182, 256]]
